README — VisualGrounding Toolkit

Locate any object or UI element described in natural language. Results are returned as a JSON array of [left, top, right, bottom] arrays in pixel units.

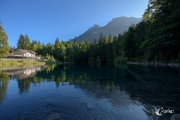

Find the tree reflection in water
[[0, 72, 9, 104], [0, 64, 179, 119]]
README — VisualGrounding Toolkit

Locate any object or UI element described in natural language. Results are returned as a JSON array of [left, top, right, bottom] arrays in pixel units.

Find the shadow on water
[[0, 63, 180, 119]]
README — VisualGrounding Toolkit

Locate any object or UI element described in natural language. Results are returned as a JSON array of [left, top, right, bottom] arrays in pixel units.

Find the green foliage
[[142, 0, 180, 61], [17, 34, 31, 50], [50, 55, 55, 61], [0, 23, 9, 58], [114, 56, 128, 63], [24, 35, 31, 50], [31, 43, 38, 51], [17, 34, 25, 49], [45, 53, 51, 60]]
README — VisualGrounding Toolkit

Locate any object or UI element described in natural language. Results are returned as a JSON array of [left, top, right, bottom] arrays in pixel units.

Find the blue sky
[[0, 0, 148, 47]]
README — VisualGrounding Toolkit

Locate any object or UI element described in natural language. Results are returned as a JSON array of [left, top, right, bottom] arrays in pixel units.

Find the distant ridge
[[77, 16, 142, 41]]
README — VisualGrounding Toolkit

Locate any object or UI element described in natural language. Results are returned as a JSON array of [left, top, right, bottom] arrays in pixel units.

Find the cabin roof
[[9, 49, 37, 56]]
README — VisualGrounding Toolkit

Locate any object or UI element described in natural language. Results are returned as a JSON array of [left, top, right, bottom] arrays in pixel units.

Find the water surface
[[0, 64, 179, 120]]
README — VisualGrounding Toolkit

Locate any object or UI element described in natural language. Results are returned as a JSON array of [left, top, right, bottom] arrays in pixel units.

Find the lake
[[0, 64, 179, 120]]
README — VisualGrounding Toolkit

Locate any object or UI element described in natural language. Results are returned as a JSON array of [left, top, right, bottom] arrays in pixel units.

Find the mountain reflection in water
[[0, 64, 179, 120]]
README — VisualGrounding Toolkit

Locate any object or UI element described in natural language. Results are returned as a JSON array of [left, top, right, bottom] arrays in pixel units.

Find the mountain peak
[[87, 24, 101, 31], [77, 16, 141, 42], [93, 24, 101, 28]]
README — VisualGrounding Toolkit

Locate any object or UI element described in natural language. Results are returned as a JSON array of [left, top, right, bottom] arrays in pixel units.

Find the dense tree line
[[140, 0, 180, 62], [6, 0, 180, 62]]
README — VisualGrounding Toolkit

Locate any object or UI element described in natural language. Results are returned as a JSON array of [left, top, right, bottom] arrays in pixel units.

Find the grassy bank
[[0, 59, 45, 69]]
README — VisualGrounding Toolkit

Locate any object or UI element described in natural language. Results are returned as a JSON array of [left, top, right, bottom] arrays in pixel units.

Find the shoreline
[[0, 59, 45, 70], [126, 61, 180, 67]]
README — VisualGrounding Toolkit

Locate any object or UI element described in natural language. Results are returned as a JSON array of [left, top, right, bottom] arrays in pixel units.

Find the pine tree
[[24, 34, 31, 50], [17, 34, 25, 49]]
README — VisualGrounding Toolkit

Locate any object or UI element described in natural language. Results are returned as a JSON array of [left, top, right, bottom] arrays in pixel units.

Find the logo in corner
[[155, 107, 174, 116]]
